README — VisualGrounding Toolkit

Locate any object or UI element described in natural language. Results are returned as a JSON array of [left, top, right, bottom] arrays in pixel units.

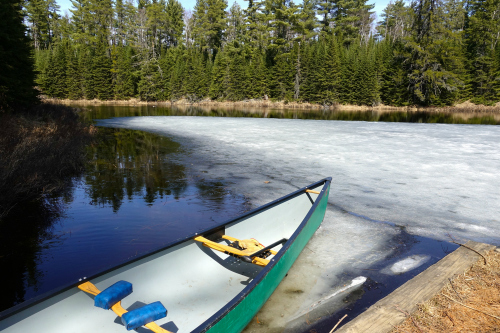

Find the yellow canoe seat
[[194, 235, 283, 267]]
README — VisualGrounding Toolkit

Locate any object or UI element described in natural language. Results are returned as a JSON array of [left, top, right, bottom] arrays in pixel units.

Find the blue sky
[[56, 0, 391, 22]]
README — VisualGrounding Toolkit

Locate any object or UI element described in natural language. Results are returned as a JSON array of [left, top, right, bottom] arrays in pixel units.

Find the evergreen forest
[[26, 0, 500, 106]]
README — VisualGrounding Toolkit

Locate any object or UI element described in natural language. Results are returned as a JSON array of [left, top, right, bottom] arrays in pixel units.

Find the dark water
[[0, 127, 248, 312], [78, 104, 500, 125]]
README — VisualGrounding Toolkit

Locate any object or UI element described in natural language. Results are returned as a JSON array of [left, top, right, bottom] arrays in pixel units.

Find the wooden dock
[[336, 241, 496, 333]]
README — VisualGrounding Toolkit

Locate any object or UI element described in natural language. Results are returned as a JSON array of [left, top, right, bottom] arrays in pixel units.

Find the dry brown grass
[[45, 97, 500, 113], [0, 104, 95, 219], [391, 249, 500, 333]]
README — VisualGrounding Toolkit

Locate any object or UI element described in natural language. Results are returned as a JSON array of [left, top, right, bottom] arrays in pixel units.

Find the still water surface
[[0, 105, 496, 315], [0, 126, 247, 312]]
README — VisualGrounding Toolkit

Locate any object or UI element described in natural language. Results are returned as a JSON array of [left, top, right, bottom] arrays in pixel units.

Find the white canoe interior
[[0, 190, 320, 333]]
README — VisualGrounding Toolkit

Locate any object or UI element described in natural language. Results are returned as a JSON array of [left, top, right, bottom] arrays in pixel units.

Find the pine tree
[[193, 0, 228, 52], [391, 0, 463, 105], [165, 0, 184, 47], [244, 0, 267, 48], [296, 0, 318, 39], [465, 0, 500, 104], [263, 0, 300, 51], [24, 0, 60, 50]]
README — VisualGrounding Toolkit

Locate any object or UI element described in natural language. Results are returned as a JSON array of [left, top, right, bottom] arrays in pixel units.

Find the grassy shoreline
[[0, 104, 95, 220], [44, 98, 500, 114], [391, 248, 500, 333]]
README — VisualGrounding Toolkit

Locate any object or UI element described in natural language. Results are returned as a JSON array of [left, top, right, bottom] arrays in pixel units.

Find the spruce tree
[[66, 44, 83, 99], [0, 0, 38, 109], [272, 51, 294, 100], [246, 48, 269, 98], [113, 46, 136, 99], [209, 49, 229, 99], [137, 52, 162, 101], [82, 45, 96, 99], [169, 48, 187, 100], [44, 43, 68, 98], [319, 34, 341, 103], [93, 42, 113, 100]]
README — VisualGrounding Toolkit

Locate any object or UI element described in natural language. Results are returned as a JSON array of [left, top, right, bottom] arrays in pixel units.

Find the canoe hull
[[201, 182, 330, 333]]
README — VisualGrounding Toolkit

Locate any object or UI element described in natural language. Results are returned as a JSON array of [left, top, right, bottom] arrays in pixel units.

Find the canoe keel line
[[0, 178, 331, 333]]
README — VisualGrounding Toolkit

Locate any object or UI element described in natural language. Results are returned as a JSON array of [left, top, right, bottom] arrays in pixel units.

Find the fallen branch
[[329, 314, 348, 333], [441, 293, 500, 321], [447, 235, 488, 265]]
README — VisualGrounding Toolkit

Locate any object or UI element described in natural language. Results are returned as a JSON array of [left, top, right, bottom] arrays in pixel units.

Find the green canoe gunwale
[[196, 177, 331, 333], [0, 177, 332, 332]]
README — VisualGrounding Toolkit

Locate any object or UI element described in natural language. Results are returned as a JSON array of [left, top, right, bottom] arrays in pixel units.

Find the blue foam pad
[[94, 281, 133, 310], [121, 301, 167, 330]]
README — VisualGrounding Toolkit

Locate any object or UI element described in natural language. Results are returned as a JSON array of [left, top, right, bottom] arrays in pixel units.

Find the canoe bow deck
[[0, 178, 331, 333]]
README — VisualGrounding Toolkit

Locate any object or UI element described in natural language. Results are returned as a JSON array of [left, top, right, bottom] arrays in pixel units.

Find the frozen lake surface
[[98, 116, 500, 331]]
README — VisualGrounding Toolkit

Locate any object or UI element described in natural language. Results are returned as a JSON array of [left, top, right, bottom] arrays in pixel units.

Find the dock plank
[[336, 241, 496, 333]]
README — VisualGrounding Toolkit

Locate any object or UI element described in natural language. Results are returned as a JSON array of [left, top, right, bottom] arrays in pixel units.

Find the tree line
[[26, 0, 500, 106]]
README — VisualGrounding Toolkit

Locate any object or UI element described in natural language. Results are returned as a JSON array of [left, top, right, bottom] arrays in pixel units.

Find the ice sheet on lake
[[383, 255, 431, 275], [97, 116, 500, 331]]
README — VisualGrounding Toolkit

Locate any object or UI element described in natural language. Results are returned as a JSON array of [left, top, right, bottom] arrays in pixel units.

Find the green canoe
[[0, 178, 331, 333]]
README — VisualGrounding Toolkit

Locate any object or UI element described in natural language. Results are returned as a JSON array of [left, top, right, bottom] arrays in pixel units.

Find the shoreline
[[336, 241, 497, 333], [43, 97, 500, 114]]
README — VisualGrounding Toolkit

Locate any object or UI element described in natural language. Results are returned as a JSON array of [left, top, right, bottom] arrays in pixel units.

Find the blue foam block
[[121, 301, 167, 330], [94, 280, 133, 310]]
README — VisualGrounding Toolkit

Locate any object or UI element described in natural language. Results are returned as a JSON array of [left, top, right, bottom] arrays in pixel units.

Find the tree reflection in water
[[0, 189, 73, 311], [85, 128, 188, 212]]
